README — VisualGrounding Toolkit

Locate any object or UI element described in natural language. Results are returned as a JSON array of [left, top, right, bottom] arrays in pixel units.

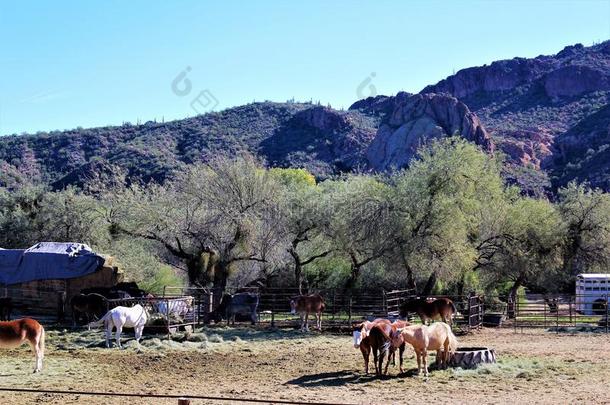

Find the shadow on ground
[[285, 368, 424, 387]]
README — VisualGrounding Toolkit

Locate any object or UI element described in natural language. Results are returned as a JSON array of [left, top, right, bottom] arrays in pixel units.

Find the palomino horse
[[399, 297, 456, 325], [290, 294, 325, 332], [397, 322, 457, 378], [89, 304, 148, 348], [0, 318, 45, 372]]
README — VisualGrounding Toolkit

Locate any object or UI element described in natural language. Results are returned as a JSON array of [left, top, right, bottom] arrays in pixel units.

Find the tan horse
[[0, 318, 45, 372], [396, 322, 457, 378]]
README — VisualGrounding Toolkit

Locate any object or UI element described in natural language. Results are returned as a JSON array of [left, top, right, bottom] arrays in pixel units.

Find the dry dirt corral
[[0, 327, 609, 404]]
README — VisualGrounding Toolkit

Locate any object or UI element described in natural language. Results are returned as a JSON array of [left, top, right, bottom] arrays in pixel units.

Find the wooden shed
[[0, 242, 123, 320]]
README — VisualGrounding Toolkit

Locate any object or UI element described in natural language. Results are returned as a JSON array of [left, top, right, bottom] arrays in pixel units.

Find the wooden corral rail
[[0, 387, 355, 405]]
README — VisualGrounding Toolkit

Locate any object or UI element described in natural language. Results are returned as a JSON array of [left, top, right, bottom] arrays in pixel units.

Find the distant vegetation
[[1, 138, 608, 298]]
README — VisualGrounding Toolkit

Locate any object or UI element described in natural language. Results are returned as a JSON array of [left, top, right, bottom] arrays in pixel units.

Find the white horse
[[89, 304, 148, 349]]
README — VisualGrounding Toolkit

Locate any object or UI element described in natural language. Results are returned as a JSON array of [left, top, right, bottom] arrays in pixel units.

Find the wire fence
[[0, 387, 355, 405], [5, 284, 610, 333]]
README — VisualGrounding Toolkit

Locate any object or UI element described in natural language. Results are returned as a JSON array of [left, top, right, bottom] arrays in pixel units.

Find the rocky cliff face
[[421, 40, 610, 192], [358, 92, 492, 171]]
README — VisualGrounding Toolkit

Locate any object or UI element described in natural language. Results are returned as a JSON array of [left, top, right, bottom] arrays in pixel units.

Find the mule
[[399, 297, 456, 325], [290, 294, 325, 332], [0, 318, 45, 372], [397, 322, 457, 378], [209, 292, 259, 325], [71, 293, 107, 326], [89, 304, 148, 349]]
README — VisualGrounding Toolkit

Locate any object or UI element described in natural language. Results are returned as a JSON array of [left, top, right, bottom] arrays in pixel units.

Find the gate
[[383, 289, 415, 317], [467, 293, 483, 329]]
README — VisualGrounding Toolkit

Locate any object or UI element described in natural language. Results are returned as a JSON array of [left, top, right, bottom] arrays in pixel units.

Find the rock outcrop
[[420, 40, 610, 192], [366, 92, 493, 171]]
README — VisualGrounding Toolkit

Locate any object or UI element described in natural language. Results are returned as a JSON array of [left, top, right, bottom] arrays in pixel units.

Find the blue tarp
[[0, 242, 105, 285]]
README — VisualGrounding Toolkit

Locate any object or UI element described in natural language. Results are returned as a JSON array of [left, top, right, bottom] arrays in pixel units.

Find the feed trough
[[449, 347, 496, 369]]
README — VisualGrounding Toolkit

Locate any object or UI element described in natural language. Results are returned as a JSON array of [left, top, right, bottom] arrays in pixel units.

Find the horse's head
[[289, 298, 298, 315], [352, 323, 366, 348]]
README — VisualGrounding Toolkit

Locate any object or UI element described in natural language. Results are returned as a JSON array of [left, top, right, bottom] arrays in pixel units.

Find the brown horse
[[399, 297, 456, 325], [352, 318, 391, 374], [290, 294, 325, 332], [0, 318, 45, 372], [367, 321, 409, 376]]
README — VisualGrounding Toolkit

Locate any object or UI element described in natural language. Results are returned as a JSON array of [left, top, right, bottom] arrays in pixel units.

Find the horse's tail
[[369, 326, 391, 354], [446, 324, 458, 354], [87, 310, 111, 329]]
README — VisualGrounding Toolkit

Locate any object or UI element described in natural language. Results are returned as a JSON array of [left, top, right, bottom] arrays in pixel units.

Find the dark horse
[[70, 293, 107, 326], [0, 297, 12, 321], [399, 297, 456, 325]]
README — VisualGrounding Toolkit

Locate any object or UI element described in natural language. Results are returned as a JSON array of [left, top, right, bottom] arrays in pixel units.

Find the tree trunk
[[399, 248, 417, 291], [344, 263, 361, 294], [289, 247, 303, 295], [213, 261, 230, 294], [421, 271, 437, 296], [507, 276, 524, 319]]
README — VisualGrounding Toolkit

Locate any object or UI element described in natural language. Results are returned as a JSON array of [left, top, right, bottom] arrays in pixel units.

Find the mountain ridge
[[1, 41, 609, 194]]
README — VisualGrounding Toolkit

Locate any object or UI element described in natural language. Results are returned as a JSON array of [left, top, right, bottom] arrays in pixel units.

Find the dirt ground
[[0, 326, 609, 404]]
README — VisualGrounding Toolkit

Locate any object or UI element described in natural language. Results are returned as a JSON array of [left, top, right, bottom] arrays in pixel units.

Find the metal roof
[[577, 273, 610, 279]]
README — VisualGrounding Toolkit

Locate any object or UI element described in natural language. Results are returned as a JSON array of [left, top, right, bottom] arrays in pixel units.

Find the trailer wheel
[[449, 347, 496, 369]]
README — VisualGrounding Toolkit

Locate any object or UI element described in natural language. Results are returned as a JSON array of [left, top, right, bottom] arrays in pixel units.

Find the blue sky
[[1, 0, 609, 135]]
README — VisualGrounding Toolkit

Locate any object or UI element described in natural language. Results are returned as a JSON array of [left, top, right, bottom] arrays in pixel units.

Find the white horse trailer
[[576, 274, 610, 315]]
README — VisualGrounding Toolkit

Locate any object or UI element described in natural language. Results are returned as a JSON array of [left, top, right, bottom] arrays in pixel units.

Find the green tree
[[558, 183, 610, 277]]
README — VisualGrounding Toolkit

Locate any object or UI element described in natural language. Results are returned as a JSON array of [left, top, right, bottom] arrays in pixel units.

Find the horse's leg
[[115, 324, 123, 349], [399, 343, 405, 374], [384, 348, 392, 375], [422, 350, 429, 378], [105, 321, 112, 348], [305, 312, 309, 332], [415, 350, 422, 375], [316, 311, 321, 331], [361, 346, 369, 374], [372, 347, 379, 376], [135, 325, 143, 345]]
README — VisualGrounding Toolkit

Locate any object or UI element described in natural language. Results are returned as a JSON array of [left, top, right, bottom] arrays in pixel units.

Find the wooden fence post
[[606, 294, 609, 333], [348, 296, 352, 325], [57, 291, 66, 323]]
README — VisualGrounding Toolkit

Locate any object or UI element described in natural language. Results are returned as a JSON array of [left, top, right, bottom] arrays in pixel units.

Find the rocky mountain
[[421, 41, 610, 192], [0, 103, 379, 189], [1, 41, 609, 194], [360, 92, 493, 171]]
